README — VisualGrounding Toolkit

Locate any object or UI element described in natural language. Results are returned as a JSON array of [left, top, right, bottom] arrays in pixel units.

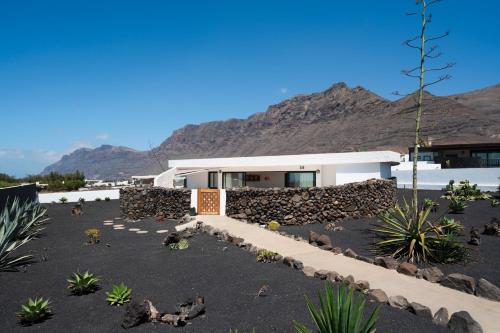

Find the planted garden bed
[[0, 200, 448, 332], [281, 189, 500, 287]]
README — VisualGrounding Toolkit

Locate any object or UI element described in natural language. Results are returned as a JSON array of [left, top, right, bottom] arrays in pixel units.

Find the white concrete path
[[197, 215, 500, 332]]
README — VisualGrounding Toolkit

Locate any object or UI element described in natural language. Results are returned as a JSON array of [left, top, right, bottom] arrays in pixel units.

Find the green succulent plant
[[256, 249, 278, 263], [374, 199, 467, 264], [95, 197, 102, 202], [168, 239, 189, 250], [17, 297, 51, 325], [0, 198, 48, 271], [67, 271, 99, 295], [267, 220, 281, 231], [59, 197, 68, 204], [104, 197, 111, 202], [106, 283, 132, 306], [78, 197, 85, 204], [294, 283, 379, 333], [448, 197, 467, 213]]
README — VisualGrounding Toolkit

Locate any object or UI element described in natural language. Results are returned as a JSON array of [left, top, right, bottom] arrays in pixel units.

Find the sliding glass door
[[222, 172, 246, 188], [285, 172, 316, 187]]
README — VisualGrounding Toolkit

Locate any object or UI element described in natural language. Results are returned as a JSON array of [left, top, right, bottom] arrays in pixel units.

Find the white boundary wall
[[393, 168, 500, 191], [39, 189, 120, 203]]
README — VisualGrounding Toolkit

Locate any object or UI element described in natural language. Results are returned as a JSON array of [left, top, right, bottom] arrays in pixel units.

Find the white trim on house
[[168, 151, 401, 169], [154, 151, 401, 189]]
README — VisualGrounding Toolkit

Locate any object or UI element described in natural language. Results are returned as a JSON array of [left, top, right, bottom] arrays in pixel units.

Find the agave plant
[[1, 197, 48, 239], [168, 239, 189, 251], [67, 271, 100, 295], [0, 198, 47, 271], [374, 199, 467, 263], [17, 297, 51, 325], [106, 283, 132, 306], [294, 283, 379, 333], [448, 197, 467, 213], [59, 197, 68, 204]]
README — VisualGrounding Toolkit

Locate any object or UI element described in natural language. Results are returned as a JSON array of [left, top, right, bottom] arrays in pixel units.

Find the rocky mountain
[[42, 83, 500, 179]]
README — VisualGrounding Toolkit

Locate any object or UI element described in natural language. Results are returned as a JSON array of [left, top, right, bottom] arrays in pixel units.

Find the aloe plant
[[294, 283, 379, 333]]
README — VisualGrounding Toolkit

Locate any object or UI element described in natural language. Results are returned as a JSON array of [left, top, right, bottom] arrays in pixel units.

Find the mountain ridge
[[42, 82, 500, 179]]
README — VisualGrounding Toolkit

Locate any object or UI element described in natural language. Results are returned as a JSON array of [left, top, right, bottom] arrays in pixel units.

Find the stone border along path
[[196, 215, 500, 333]]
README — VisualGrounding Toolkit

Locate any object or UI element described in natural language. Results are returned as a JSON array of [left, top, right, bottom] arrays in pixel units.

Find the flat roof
[[168, 151, 401, 169]]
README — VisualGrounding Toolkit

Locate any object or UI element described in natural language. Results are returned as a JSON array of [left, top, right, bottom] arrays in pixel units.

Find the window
[[208, 172, 218, 189], [222, 172, 246, 188], [285, 172, 316, 188]]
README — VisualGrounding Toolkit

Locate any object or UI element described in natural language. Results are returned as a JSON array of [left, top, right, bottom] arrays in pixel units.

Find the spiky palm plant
[[67, 271, 99, 295], [294, 283, 379, 333], [374, 199, 466, 263]]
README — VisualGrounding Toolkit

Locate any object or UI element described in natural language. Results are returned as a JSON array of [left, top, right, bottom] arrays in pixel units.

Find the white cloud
[[0, 149, 25, 159], [66, 141, 93, 153], [96, 133, 110, 140], [280, 87, 288, 94]]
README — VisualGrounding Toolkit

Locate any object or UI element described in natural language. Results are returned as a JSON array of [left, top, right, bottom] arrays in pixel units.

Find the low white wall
[[220, 189, 226, 216], [39, 189, 120, 203], [321, 165, 336, 186], [335, 163, 381, 185], [393, 168, 500, 191]]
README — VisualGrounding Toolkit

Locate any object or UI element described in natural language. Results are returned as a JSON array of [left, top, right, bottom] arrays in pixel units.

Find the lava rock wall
[[120, 187, 191, 220], [225, 179, 396, 225]]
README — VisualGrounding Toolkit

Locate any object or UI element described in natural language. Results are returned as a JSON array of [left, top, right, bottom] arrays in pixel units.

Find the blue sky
[[1, 0, 499, 177]]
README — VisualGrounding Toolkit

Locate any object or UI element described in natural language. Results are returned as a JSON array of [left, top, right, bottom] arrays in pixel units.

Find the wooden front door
[[197, 189, 220, 215]]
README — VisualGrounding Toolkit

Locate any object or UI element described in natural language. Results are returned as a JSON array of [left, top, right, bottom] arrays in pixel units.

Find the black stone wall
[[225, 179, 396, 225], [120, 187, 191, 220]]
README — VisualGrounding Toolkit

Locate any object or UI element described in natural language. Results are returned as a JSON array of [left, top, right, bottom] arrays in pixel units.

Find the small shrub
[[423, 198, 439, 212], [59, 197, 68, 204], [85, 228, 100, 244], [168, 239, 189, 250], [106, 283, 132, 306], [17, 297, 51, 325], [256, 249, 278, 263], [67, 271, 99, 295], [491, 199, 499, 208], [78, 197, 85, 204], [437, 216, 463, 235], [294, 282, 379, 333], [267, 220, 280, 231], [442, 180, 491, 201], [104, 197, 111, 202], [448, 197, 467, 213], [95, 197, 102, 202]]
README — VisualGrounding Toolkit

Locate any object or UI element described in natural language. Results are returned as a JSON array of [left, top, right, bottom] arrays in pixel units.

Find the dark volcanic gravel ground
[[282, 189, 500, 286], [0, 200, 448, 332]]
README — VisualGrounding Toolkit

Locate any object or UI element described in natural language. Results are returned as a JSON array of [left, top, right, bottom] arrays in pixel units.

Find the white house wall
[[393, 167, 500, 191], [335, 163, 382, 185], [321, 165, 336, 186], [186, 171, 209, 189]]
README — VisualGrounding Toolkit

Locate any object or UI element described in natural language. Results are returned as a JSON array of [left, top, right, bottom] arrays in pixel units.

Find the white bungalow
[[155, 151, 400, 189], [153, 151, 400, 215]]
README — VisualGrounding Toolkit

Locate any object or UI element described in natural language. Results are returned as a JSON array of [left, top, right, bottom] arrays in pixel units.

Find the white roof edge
[[168, 151, 401, 168]]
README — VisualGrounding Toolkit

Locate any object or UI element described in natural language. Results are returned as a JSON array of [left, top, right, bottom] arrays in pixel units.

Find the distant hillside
[[42, 83, 500, 179]]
